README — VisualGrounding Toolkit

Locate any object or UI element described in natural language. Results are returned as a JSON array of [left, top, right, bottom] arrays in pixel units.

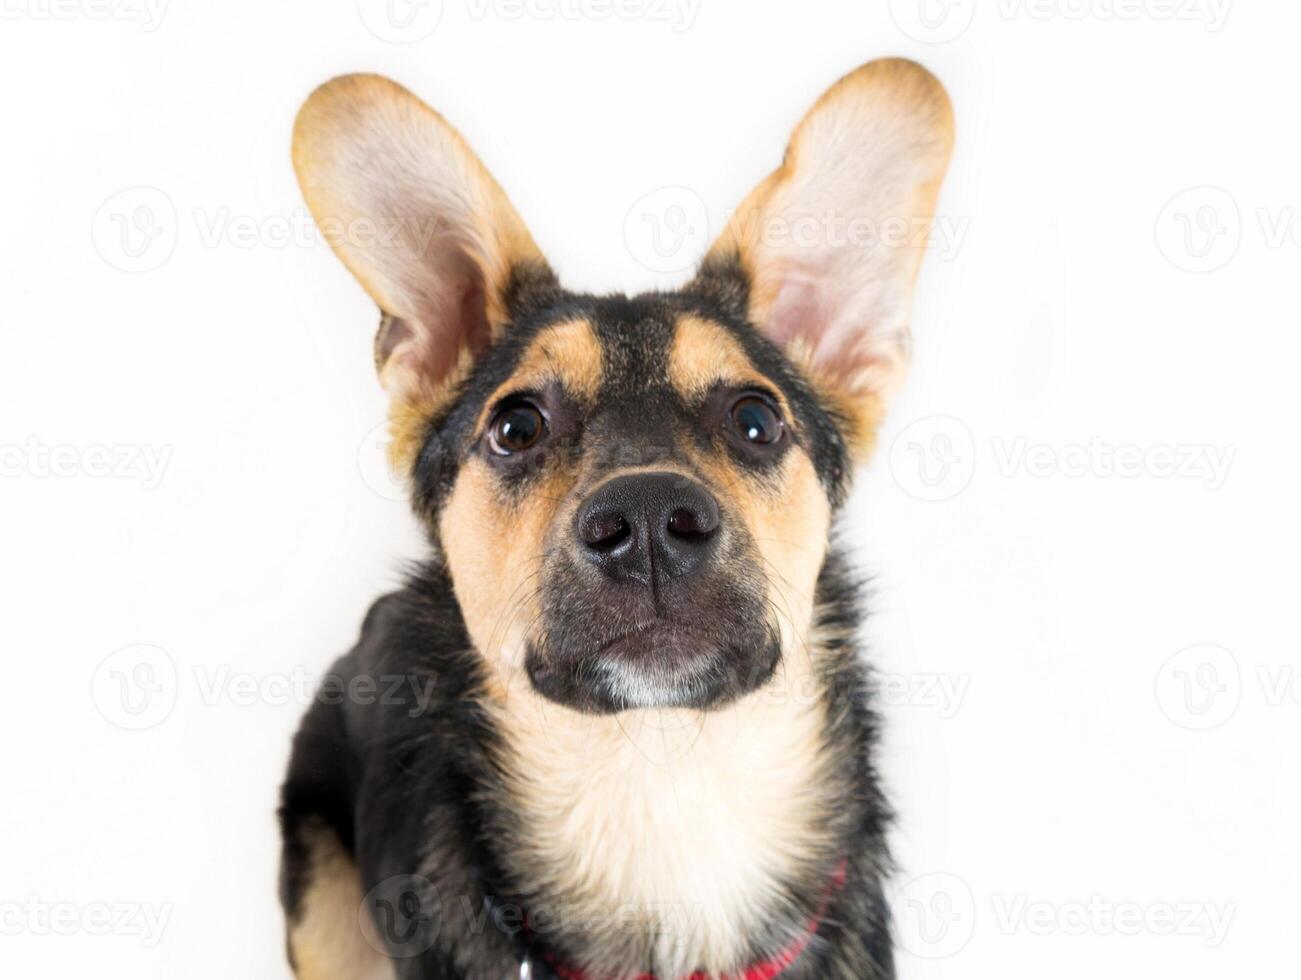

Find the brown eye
[[489, 403, 546, 454], [730, 395, 783, 446]]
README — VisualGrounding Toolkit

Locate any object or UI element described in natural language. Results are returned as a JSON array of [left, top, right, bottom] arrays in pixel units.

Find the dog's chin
[[524, 622, 781, 714]]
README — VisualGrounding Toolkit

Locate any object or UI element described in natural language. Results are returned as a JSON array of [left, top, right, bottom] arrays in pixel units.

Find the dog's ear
[[692, 58, 954, 457], [293, 74, 556, 457]]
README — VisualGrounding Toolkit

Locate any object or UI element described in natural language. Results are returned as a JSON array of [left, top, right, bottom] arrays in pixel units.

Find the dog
[[278, 57, 954, 980]]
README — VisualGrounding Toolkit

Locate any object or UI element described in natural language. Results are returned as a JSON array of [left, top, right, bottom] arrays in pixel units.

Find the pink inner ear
[[767, 272, 862, 369], [459, 281, 490, 361], [407, 279, 489, 390], [766, 277, 827, 351], [765, 269, 902, 395], [384, 240, 493, 395]]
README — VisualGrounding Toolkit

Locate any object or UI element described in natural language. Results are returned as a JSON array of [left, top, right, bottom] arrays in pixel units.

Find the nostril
[[667, 506, 718, 540], [581, 513, 632, 552], [575, 473, 722, 583]]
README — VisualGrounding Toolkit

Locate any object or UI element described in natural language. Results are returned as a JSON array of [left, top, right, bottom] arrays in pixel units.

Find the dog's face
[[293, 62, 953, 713], [431, 295, 843, 713]]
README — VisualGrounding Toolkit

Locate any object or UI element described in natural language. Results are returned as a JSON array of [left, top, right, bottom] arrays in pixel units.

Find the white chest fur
[[491, 677, 833, 978]]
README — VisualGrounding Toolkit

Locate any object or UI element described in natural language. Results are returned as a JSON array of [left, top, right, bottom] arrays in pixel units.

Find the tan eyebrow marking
[[668, 314, 794, 421], [475, 317, 603, 430], [669, 315, 755, 398]]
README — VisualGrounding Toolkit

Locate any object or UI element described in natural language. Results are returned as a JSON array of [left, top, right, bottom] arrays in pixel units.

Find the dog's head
[[293, 60, 953, 713]]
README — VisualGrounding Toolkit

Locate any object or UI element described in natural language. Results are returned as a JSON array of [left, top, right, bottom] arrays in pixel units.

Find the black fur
[[279, 272, 894, 979], [280, 554, 892, 978]]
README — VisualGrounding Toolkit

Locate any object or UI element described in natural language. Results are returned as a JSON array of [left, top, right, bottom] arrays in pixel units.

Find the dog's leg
[[280, 672, 395, 980], [283, 818, 395, 980]]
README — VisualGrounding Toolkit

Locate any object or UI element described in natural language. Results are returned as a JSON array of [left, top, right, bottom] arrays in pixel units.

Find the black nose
[[575, 472, 722, 585]]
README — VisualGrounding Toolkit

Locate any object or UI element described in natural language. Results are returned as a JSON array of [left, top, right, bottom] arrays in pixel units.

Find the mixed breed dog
[[279, 57, 955, 979]]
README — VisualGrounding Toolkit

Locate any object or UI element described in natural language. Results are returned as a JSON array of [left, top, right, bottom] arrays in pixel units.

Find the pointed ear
[[692, 58, 954, 457], [292, 74, 557, 453]]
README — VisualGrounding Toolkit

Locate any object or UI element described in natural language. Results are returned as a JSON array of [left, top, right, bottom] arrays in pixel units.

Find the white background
[[1, 0, 1297, 977]]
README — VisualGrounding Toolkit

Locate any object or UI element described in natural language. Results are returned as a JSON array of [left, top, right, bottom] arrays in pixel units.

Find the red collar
[[535, 859, 847, 980]]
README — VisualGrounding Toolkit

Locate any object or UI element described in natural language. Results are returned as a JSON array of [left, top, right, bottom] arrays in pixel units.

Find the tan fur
[[815, 379, 888, 463], [667, 314, 835, 650], [667, 314, 762, 397], [666, 314, 795, 417], [478, 317, 604, 424], [386, 394, 454, 475], [695, 451, 830, 661], [663, 312, 833, 665], [487, 659, 836, 977], [437, 319, 603, 696], [478, 452, 833, 978], [440, 455, 571, 688], [486, 445, 833, 976], [292, 74, 546, 446], [437, 312, 837, 976], [703, 58, 954, 459], [289, 823, 395, 980], [389, 316, 601, 477], [286, 58, 953, 979]]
